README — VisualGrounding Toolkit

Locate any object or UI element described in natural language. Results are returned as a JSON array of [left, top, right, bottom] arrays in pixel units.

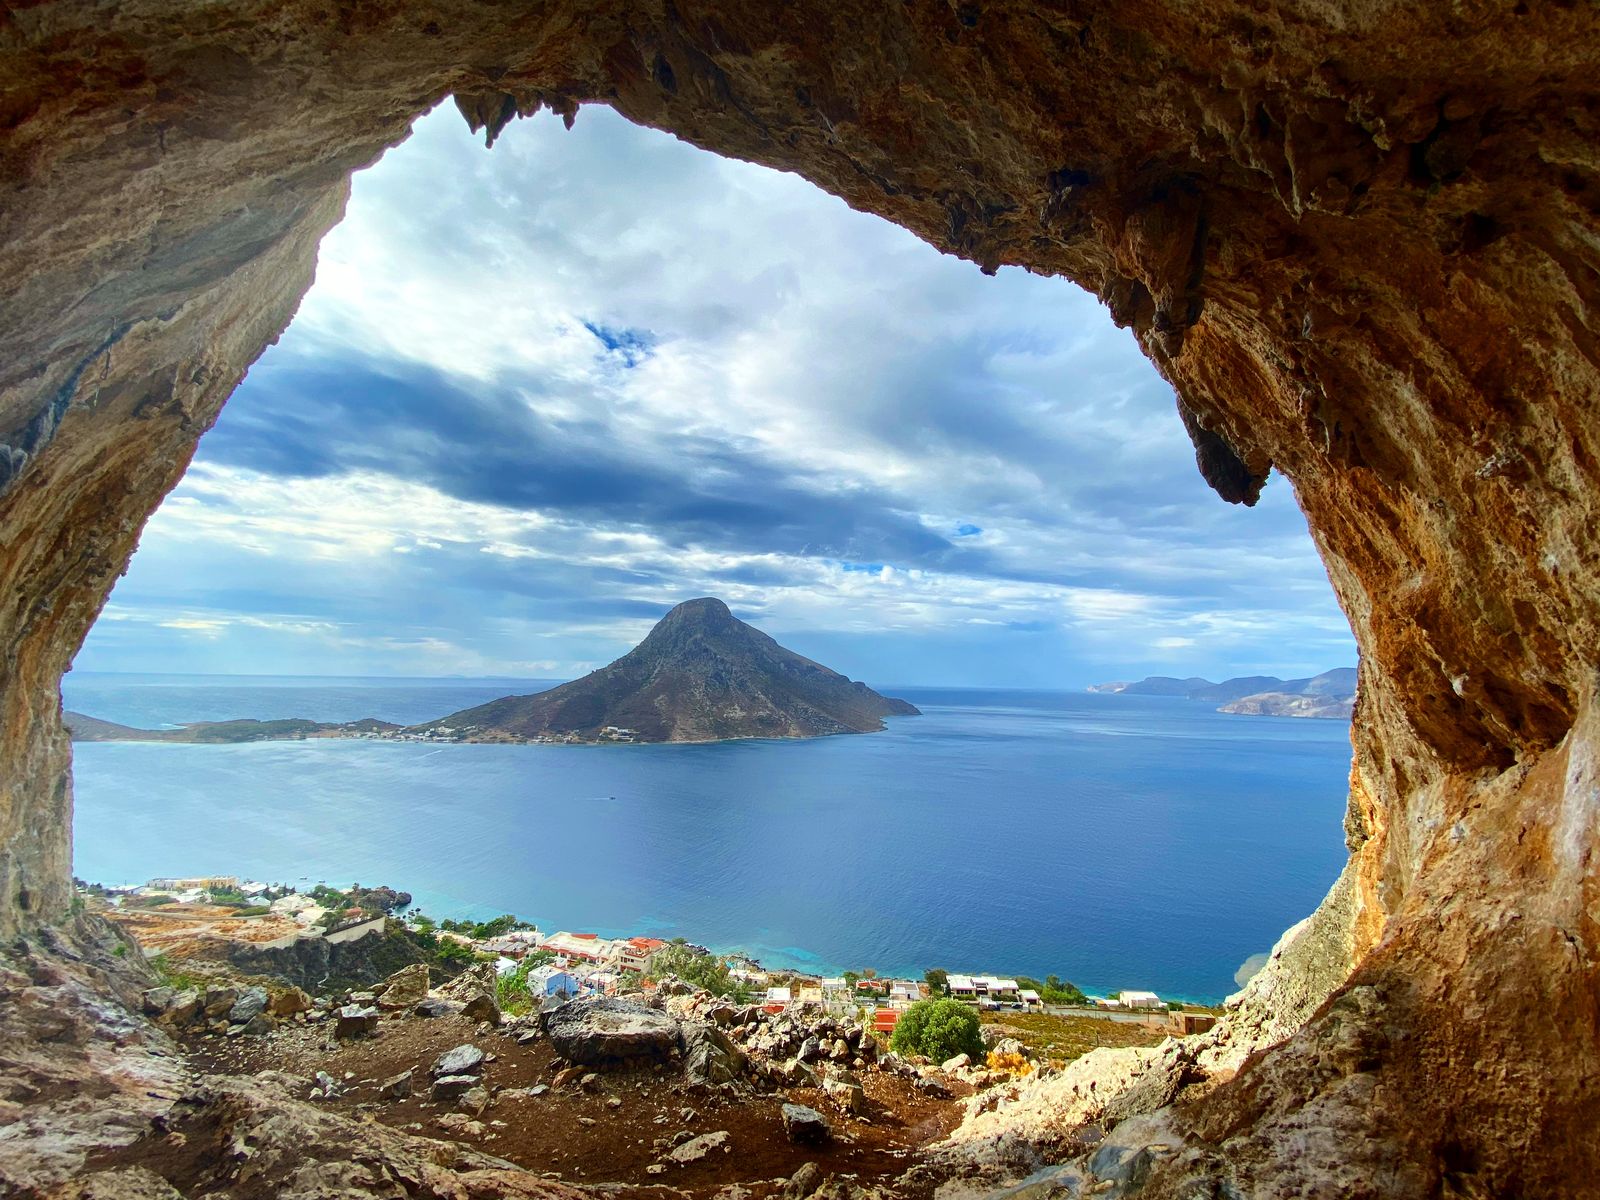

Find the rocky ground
[[43, 950, 997, 1200], [0, 921, 1299, 1200]]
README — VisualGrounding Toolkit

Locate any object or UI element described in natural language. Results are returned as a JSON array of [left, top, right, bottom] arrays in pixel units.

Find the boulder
[[545, 998, 681, 1067], [438, 962, 497, 1002], [784, 1162, 824, 1200], [202, 987, 238, 1019], [238, 1014, 275, 1036], [228, 987, 269, 1025], [436, 1112, 485, 1138], [823, 1069, 867, 1115], [375, 963, 430, 1009], [378, 1068, 413, 1100], [333, 1005, 379, 1039], [141, 986, 175, 1015], [158, 988, 202, 1026], [941, 1053, 971, 1072], [461, 992, 501, 1026], [431, 1074, 480, 1101], [781, 1103, 832, 1146], [431, 1043, 486, 1078], [458, 1085, 490, 1115], [414, 997, 460, 1018], [667, 1130, 730, 1164], [268, 986, 312, 1017], [681, 1021, 746, 1086]]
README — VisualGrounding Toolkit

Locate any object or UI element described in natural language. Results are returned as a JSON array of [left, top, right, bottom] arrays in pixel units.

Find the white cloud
[[77, 103, 1355, 684]]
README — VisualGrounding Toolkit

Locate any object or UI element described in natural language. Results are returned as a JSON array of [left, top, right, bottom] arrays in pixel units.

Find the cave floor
[[95, 1009, 967, 1197]]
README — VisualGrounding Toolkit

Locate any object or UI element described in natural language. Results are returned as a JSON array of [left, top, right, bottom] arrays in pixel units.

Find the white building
[[764, 986, 793, 1007], [541, 931, 616, 963], [947, 974, 1020, 1003], [1119, 989, 1162, 1009]]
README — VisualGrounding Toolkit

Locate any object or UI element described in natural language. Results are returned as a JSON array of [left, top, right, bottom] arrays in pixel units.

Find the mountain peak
[[428, 600, 918, 744], [654, 596, 736, 628]]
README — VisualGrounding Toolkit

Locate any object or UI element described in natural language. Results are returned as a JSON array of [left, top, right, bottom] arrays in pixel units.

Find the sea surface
[[65, 673, 1353, 1002]]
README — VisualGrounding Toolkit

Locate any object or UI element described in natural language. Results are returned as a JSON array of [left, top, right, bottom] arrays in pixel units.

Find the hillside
[[64, 712, 400, 743], [420, 598, 919, 744]]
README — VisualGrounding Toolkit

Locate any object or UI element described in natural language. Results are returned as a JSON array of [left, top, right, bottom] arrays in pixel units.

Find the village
[[90, 874, 1219, 1042], [66, 871, 1238, 1195]]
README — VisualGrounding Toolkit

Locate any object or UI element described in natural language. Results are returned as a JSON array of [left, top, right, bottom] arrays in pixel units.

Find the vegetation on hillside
[[890, 998, 986, 1061], [1016, 974, 1088, 1005], [979, 1011, 1164, 1062], [649, 943, 754, 1001], [494, 950, 559, 1015]]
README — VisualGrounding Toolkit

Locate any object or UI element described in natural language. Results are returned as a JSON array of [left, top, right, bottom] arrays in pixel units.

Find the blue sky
[[74, 105, 1355, 688]]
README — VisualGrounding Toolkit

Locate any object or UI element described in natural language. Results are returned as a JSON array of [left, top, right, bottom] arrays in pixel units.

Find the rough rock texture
[[544, 998, 683, 1066], [0, 921, 188, 1195], [86, 1071, 592, 1200], [2, 3, 1599, 1196]]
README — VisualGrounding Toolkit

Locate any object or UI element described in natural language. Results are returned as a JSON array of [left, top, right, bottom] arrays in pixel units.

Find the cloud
[[75, 103, 1355, 685]]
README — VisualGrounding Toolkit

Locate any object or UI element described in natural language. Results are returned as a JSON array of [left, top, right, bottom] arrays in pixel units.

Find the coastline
[[82, 867, 1234, 1006]]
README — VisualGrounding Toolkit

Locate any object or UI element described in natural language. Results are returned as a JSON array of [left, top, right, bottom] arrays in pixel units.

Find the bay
[[65, 673, 1352, 1002]]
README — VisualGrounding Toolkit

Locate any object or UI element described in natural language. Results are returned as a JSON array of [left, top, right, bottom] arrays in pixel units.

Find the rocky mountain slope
[[425, 599, 918, 744]]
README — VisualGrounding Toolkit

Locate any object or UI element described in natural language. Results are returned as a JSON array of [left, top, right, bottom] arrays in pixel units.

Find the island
[[1089, 667, 1356, 719], [414, 597, 919, 743], [65, 597, 918, 746]]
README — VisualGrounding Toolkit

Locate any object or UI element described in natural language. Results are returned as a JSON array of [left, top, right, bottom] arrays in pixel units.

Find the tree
[[649, 943, 750, 1001], [843, 971, 861, 989], [924, 968, 949, 995], [890, 998, 985, 1062]]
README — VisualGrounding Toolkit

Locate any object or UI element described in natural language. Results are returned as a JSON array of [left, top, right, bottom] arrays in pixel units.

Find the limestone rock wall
[[2, 2, 1598, 1194]]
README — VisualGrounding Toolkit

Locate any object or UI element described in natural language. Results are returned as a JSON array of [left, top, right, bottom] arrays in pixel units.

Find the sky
[[73, 104, 1356, 689]]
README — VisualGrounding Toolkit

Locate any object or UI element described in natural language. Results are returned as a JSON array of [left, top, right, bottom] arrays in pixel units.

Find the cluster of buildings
[[435, 924, 674, 997], [345, 723, 484, 743]]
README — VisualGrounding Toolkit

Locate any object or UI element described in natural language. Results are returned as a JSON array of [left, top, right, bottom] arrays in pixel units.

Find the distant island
[[1088, 667, 1356, 720], [64, 712, 403, 743], [65, 597, 919, 746]]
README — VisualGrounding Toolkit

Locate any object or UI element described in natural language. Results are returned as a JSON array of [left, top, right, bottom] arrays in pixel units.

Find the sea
[[63, 673, 1353, 1003]]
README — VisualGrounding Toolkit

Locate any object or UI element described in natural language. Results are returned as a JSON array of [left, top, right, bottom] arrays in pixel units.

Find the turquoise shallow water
[[65, 674, 1352, 1002]]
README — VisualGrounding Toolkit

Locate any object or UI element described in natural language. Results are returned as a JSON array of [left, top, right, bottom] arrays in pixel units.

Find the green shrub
[[889, 998, 985, 1062], [649, 943, 751, 1001], [148, 954, 208, 991], [924, 968, 949, 996], [234, 905, 271, 916], [494, 951, 556, 1015]]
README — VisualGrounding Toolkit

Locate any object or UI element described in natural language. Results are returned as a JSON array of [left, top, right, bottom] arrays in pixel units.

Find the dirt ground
[[106, 904, 303, 957], [184, 1009, 969, 1196]]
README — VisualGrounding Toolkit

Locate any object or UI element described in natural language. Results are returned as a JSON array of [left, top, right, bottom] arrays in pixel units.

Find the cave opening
[[64, 102, 1356, 1005], [7, 4, 1595, 1190]]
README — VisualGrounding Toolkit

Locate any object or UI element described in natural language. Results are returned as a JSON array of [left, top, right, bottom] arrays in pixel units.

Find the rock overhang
[[0, 3, 1597, 1194]]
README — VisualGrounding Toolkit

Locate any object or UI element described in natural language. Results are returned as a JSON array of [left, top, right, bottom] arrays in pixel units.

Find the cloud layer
[[77, 104, 1355, 685]]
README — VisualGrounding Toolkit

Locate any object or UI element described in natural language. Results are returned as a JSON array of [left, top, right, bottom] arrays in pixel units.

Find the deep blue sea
[[64, 673, 1352, 1002]]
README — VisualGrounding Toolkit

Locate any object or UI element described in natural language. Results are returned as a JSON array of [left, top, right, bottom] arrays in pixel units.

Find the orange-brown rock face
[[1, 3, 1597, 1195]]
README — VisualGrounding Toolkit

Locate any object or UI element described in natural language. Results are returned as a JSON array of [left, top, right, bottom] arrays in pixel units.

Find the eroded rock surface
[[2, 3, 1599, 1197]]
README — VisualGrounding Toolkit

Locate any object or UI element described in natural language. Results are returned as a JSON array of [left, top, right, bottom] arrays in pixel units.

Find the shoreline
[[82, 869, 1236, 1007]]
